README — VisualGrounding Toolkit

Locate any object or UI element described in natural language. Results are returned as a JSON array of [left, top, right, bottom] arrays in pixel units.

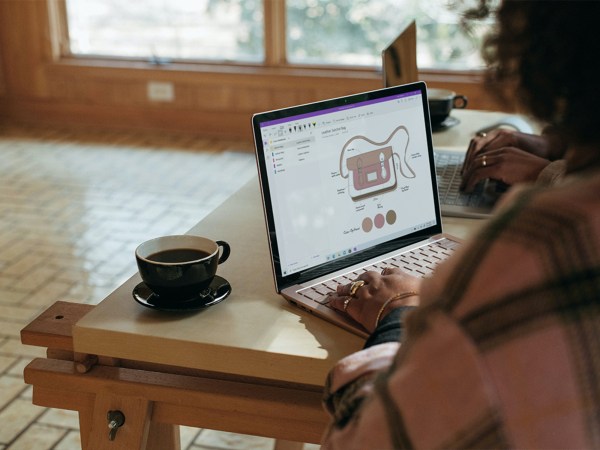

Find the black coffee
[[147, 248, 210, 263]]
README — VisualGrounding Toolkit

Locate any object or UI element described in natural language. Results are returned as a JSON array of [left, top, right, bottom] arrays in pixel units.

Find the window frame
[[0, 0, 501, 140], [52, 0, 486, 86]]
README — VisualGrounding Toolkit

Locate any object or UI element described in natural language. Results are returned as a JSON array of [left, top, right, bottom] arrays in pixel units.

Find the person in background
[[460, 127, 567, 192], [322, 1, 600, 448]]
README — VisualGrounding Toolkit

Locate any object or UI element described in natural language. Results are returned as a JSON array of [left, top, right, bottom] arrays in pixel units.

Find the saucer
[[132, 275, 232, 311], [432, 115, 460, 132]]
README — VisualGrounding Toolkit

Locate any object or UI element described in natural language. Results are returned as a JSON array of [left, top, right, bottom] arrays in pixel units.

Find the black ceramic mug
[[428, 88, 468, 126], [135, 235, 230, 300]]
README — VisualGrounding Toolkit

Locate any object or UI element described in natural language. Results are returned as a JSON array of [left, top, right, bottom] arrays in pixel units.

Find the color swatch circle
[[361, 210, 398, 233]]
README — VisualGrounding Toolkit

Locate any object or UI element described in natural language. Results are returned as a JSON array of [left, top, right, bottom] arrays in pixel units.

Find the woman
[[322, 1, 600, 448]]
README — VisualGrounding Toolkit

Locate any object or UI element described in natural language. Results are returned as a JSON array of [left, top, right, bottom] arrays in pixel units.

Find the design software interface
[[259, 90, 437, 277]]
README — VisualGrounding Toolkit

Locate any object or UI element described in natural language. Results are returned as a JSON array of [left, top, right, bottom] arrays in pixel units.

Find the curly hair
[[462, 0, 600, 148]]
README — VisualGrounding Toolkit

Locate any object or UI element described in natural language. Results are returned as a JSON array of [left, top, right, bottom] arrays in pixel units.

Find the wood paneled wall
[[0, 52, 5, 98], [0, 0, 504, 143]]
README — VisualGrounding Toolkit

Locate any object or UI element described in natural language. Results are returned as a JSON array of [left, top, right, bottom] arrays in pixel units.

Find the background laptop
[[380, 24, 527, 219], [252, 82, 462, 338]]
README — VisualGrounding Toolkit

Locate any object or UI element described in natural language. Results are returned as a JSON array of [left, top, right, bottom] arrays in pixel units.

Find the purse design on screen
[[339, 125, 415, 201]]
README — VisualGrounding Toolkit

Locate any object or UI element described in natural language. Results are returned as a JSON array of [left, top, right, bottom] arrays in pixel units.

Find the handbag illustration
[[339, 125, 415, 201]]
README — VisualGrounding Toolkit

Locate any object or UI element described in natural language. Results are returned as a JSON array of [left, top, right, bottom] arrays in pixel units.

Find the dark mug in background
[[135, 235, 230, 301], [428, 88, 468, 127]]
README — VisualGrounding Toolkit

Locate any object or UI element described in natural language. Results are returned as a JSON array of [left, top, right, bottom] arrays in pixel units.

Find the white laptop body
[[252, 82, 462, 337]]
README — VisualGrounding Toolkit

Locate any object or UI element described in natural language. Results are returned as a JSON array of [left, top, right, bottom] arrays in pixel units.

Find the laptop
[[382, 20, 418, 88], [252, 82, 462, 338], [432, 111, 534, 217], [433, 148, 505, 219], [380, 31, 503, 218]]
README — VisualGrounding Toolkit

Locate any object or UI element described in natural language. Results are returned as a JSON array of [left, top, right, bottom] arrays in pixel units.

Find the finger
[[327, 292, 351, 312], [336, 282, 355, 296], [461, 139, 477, 175], [461, 169, 492, 192], [380, 267, 422, 292], [336, 274, 363, 295], [460, 155, 495, 192], [380, 266, 407, 276], [328, 291, 367, 320], [460, 146, 506, 190], [462, 155, 517, 192], [336, 278, 367, 296], [462, 131, 505, 175], [356, 270, 382, 285], [463, 137, 489, 175], [338, 270, 384, 294]]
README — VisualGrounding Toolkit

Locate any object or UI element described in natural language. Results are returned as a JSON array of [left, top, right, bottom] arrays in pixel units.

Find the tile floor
[[0, 124, 318, 449]]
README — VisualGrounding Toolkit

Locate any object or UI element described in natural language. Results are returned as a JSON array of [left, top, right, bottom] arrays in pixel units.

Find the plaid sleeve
[[322, 169, 600, 449]]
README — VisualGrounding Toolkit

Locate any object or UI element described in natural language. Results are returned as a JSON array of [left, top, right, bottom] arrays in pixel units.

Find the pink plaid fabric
[[322, 167, 600, 449]]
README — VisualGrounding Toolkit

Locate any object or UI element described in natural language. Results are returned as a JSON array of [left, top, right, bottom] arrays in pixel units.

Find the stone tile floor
[[0, 124, 318, 449]]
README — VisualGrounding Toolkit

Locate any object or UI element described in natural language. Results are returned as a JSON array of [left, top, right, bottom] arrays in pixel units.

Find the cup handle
[[453, 95, 468, 109], [216, 240, 230, 264]]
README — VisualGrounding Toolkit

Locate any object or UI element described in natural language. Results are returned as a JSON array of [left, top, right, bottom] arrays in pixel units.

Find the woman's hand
[[460, 129, 552, 192], [328, 267, 421, 334]]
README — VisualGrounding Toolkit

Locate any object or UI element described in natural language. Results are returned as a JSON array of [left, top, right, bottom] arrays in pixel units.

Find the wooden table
[[20, 110, 525, 450]]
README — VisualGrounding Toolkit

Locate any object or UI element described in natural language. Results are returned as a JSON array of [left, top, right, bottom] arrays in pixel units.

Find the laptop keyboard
[[434, 151, 487, 207], [297, 237, 461, 306]]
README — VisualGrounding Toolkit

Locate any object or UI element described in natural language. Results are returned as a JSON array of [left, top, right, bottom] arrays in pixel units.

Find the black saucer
[[432, 115, 460, 132], [132, 275, 232, 311]]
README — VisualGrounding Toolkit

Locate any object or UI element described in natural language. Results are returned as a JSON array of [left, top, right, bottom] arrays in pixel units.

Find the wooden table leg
[[89, 394, 180, 450], [88, 393, 153, 449], [146, 423, 181, 450], [30, 376, 181, 450]]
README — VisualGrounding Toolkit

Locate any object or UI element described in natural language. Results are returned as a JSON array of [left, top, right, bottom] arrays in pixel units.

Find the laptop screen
[[252, 82, 442, 290]]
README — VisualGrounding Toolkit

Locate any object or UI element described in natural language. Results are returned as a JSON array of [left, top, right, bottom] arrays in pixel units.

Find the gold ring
[[349, 280, 366, 297], [482, 155, 487, 167], [477, 132, 487, 138], [343, 297, 352, 312]]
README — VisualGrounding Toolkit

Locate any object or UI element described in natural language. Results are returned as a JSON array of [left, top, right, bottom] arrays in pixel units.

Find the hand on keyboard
[[460, 129, 555, 192], [327, 267, 421, 333]]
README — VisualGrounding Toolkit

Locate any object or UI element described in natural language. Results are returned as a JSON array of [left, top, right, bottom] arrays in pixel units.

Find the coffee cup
[[135, 235, 230, 300], [428, 88, 468, 126]]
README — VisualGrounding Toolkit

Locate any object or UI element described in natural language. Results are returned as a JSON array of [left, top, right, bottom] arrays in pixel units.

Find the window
[[285, 0, 489, 69], [66, 0, 264, 62], [65, 0, 490, 70]]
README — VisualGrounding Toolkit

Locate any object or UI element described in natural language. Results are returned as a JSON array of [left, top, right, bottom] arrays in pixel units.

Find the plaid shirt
[[322, 165, 600, 449]]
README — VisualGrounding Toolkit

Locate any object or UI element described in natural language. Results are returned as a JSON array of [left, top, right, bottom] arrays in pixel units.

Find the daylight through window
[[65, 0, 490, 69]]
